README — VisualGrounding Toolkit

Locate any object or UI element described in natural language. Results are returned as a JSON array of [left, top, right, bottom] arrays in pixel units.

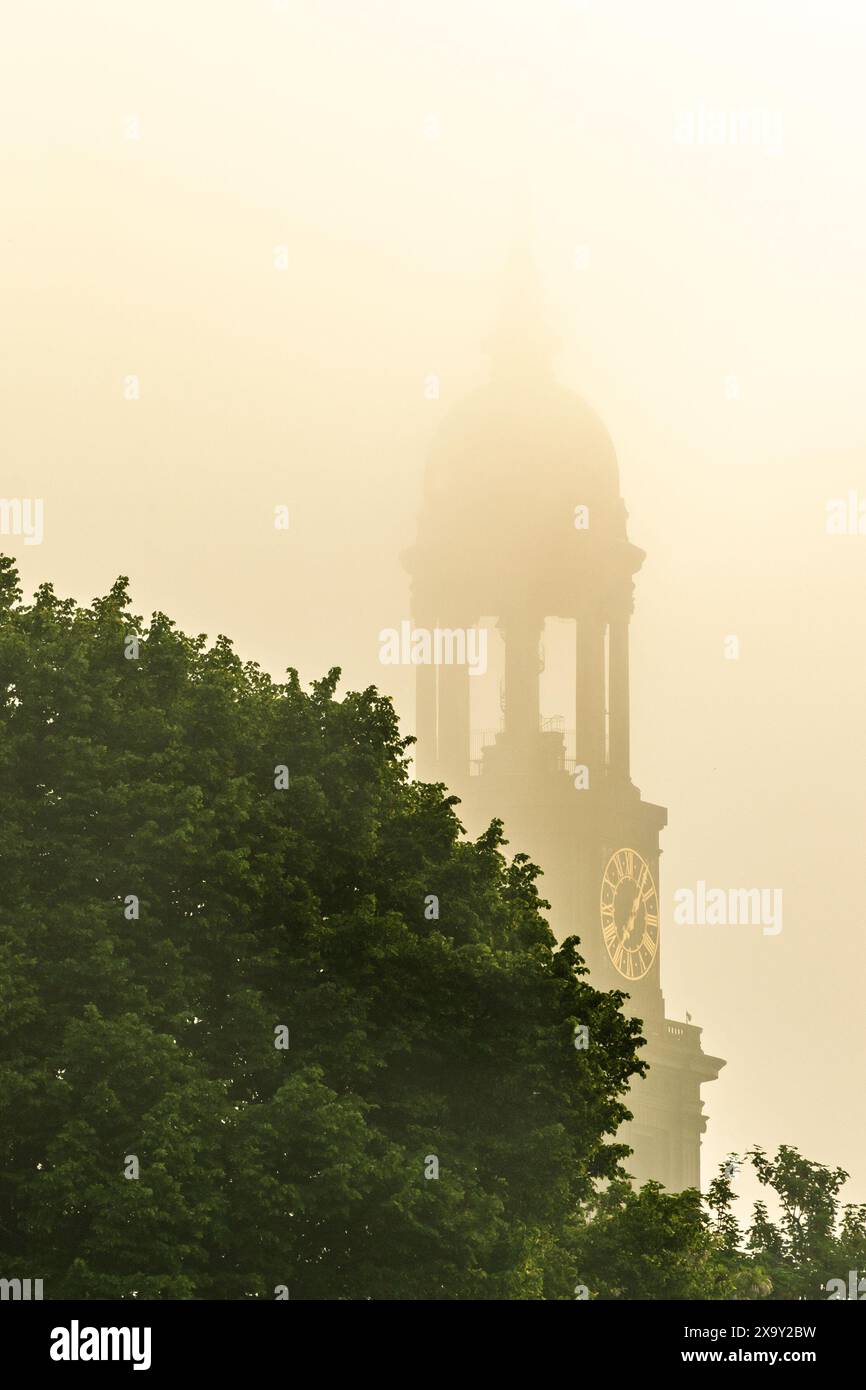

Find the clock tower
[[403, 251, 724, 1191]]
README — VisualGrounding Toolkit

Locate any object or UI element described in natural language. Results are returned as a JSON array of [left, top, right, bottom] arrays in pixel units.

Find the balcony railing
[[469, 724, 577, 774]]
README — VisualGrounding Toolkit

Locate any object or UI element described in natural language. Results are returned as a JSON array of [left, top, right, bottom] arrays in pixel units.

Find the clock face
[[600, 848, 659, 981]]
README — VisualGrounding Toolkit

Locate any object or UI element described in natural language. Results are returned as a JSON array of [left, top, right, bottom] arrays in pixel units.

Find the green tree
[[0, 558, 645, 1300], [572, 1148, 864, 1303], [572, 1178, 737, 1300], [697, 1147, 864, 1301], [744, 1145, 856, 1300]]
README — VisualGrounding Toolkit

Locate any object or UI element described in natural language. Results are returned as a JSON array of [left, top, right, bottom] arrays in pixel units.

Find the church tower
[[403, 251, 724, 1191]]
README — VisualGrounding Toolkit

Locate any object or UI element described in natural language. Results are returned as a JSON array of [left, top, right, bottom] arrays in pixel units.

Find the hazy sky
[[3, 0, 865, 1211]]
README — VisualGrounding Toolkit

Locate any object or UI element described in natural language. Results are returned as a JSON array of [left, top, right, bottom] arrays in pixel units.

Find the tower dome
[[406, 250, 631, 619]]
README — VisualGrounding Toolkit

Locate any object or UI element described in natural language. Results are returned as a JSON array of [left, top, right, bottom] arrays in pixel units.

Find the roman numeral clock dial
[[600, 848, 659, 981]]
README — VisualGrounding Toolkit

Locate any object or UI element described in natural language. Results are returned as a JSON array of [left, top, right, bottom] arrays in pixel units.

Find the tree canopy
[[0, 557, 646, 1299], [2, 558, 860, 1301], [573, 1148, 866, 1300]]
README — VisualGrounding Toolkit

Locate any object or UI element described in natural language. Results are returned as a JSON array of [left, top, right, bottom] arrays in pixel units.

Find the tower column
[[413, 597, 438, 781], [503, 610, 541, 742], [437, 658, 470, 787], [608, 618, 631, 781], [415, 661, 437, 780], [576, 617, 606, 782]]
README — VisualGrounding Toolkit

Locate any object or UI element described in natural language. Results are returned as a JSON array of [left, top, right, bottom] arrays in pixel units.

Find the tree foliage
[[573, 1149, 866, 1301], [2, 558, 859, 1301], [0, 558, 645, 1299]]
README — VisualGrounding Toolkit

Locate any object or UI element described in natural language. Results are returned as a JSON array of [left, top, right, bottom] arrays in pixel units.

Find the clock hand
[[623, 890, 642, 944], [623, 865, 648, 944]]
